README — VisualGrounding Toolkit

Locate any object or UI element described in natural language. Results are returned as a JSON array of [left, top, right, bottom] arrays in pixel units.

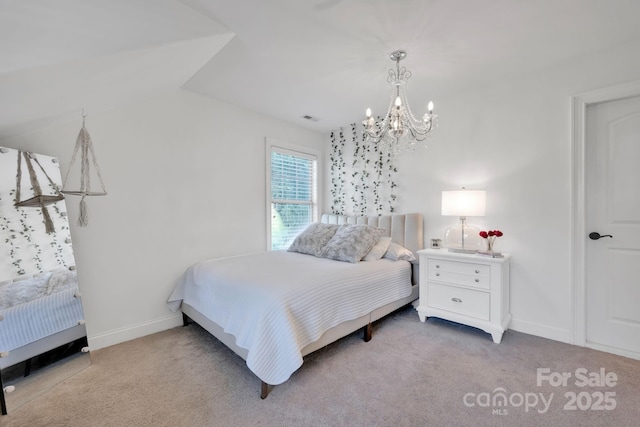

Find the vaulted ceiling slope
[[0, 0, 233, 138], [2, 0, 640, 138]]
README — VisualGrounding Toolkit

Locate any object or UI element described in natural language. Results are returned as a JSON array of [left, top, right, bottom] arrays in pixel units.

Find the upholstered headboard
[[320, 213, 424, 257]]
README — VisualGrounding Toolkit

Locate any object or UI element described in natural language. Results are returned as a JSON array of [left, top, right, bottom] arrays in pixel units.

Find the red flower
[[479, 230, 503, 237], [479, 230, 503, 252]]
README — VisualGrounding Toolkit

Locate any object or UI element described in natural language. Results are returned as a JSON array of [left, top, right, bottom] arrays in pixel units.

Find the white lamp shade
[[441, 190, 486, 217]]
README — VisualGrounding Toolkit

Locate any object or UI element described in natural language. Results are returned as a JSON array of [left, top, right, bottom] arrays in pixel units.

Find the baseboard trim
[[509, 317, 572, 344], [87, 313, 183, 351], [586, 341, 640, 361]]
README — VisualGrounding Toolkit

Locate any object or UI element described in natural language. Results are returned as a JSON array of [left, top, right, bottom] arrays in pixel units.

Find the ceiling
[[2, 0, 640, 137]]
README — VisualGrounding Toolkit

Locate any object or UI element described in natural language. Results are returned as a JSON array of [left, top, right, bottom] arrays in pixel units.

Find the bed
[[0, 268, 86, 367], [0, 268, 87, 414], [0, 270, 86, 363], [167, 213, 423, 398]]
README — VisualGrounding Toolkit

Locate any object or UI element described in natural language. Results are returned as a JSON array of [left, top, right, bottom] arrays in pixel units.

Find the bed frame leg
[[260, 381, 271, 399], [0, 369, 7, 415], [24, 358, 32, 377], [182, 312, 191, 327], [363, 323, 372, 342]]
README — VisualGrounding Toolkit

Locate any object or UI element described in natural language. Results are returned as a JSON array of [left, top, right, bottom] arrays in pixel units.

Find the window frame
[[265, 137, 322, 251]]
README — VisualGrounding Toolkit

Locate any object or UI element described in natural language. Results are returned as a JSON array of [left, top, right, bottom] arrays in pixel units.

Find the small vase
[[485, 239, 494, 253]]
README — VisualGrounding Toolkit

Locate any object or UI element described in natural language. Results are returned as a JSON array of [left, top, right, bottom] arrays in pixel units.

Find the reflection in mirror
[[0, 146, 90, 415]]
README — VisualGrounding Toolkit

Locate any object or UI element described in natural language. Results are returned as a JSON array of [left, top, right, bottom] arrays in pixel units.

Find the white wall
[[343, 39, 640, 343], [0, 89, 326, 349]]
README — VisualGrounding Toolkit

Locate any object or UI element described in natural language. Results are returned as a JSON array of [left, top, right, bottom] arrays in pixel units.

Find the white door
[[585, 95, 640, 359]]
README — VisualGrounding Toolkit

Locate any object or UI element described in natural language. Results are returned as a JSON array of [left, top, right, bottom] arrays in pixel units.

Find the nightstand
[[415, 249, 511, 343]]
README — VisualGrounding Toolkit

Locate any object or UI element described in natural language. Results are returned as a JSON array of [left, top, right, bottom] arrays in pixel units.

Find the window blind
[[270, 149, 317, 250]]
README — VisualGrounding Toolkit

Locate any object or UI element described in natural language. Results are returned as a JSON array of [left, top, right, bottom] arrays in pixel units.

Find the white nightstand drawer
[[427, 259, 490, 290], [428, 258, 490, 276], [428, 282, 490, 320]]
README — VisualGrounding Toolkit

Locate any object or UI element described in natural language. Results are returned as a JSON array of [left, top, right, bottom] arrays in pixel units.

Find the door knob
[[589, 232, 613, 240]]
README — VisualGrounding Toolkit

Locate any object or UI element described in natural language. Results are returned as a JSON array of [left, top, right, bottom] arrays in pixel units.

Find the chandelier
[[363, 50, 437, 154]]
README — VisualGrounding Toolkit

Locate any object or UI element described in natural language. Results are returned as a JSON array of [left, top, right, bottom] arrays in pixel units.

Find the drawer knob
[[436, 273, 440, 276], [435, 264, 440, 268], [475, 278, 480, 283], [475, 269, 480, 273], [451, 297, 462, 303]]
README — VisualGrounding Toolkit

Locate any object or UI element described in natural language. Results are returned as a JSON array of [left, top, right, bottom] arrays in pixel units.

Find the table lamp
[[441, 189, 486, 253]]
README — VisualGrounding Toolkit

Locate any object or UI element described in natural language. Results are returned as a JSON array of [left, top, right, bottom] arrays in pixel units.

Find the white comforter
[[167, 251, 412, 385]]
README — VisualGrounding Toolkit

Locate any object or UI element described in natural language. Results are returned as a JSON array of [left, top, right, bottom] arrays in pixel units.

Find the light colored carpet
[[3, 305, 639, 427], [3, 351, 90, 413]]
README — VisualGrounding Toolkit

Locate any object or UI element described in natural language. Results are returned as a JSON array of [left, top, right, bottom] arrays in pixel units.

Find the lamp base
[[447, 248, 479, 254], [444, 222, 483, 253]]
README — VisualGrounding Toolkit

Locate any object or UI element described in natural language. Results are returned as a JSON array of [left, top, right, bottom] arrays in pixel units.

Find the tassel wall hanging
[[61, 114, 107, 226], [14, 151, 65, 234]]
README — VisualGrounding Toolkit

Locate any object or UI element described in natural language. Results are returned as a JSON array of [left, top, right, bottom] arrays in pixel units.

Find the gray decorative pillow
[[287, 223, 339, 256], [319, 224, 385, 263], [383, 242, 417, 262]]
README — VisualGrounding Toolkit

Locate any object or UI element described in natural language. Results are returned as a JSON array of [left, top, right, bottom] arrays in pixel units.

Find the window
[[266, 138, 320, 250]]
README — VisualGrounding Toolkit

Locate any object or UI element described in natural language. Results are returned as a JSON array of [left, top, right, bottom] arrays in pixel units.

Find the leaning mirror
[[0, 146, 90, 415]]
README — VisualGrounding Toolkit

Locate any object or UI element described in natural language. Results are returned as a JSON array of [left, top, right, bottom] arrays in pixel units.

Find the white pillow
[[383, 242, 416, 262], [319, 224, 385, 263], [362, 236, 392, 261]]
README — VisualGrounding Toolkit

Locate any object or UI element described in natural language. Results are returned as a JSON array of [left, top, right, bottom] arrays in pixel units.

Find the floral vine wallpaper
[[0, 147, 75, 282], [330, 123, 398, 216]]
